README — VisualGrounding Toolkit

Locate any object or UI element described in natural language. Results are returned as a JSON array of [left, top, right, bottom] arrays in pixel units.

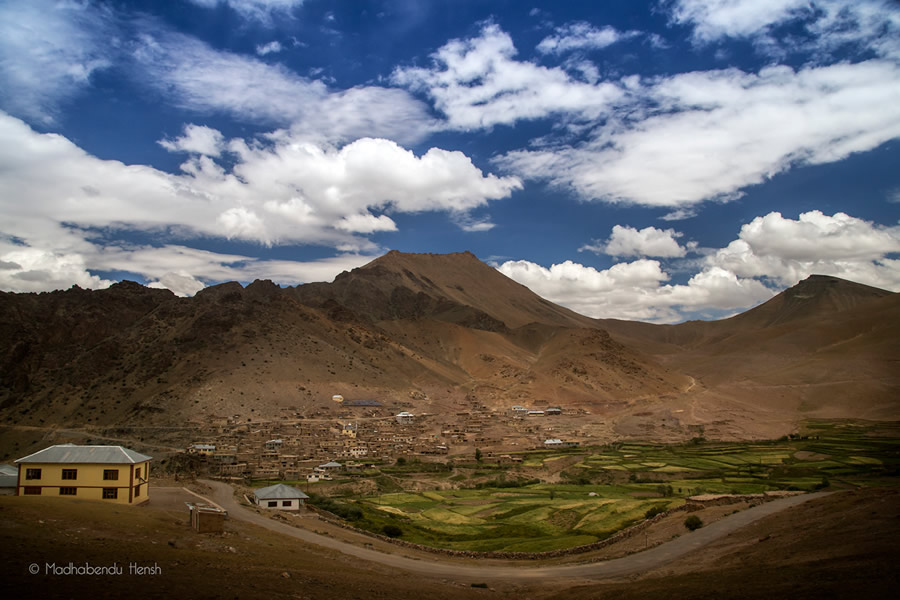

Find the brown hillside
[[0, 256, 896, 446], [0, 252, 686, 437]]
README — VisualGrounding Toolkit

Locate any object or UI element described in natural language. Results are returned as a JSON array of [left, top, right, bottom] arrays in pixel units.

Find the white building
[[395, 411, 415, 425], [254, 483, 309, 511]]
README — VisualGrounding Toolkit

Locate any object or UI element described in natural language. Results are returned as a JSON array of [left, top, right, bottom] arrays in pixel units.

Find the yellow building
[[14, 444, 151, 505]]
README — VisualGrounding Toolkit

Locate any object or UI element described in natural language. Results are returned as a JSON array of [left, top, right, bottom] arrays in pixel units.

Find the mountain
[[601, 274, 900, 432], [0, 256, 896, 450], [0, 252, 686, 437]]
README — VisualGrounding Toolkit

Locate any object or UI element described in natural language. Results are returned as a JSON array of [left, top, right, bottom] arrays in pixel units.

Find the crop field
[[331, 420, 900, 552]]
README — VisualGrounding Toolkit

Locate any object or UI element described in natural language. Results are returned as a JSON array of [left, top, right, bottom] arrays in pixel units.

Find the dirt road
[[201, 479, 830, 583]]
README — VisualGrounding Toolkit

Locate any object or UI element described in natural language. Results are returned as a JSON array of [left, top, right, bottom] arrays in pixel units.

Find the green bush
[[684, 515, 703, 531], [644, 504, 667, 519], [382, 524, 403, 538]]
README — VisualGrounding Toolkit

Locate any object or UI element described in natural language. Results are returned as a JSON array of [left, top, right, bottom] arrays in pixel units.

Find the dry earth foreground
[[0, 485, 897, 599]]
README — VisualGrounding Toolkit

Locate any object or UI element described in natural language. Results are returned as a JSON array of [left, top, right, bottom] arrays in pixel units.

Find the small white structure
[[527, 410, 545, 417], [395, 411, 415, 425], [509, 405, 528, 417], [316, 461, 342, 472], [254, 483, 309, 510], [264, 439, 283, 450], [189, 444, 216, 455], [306, 473, 321, 483], [544, 439, 564, 448], [332, 394, 344, 403]]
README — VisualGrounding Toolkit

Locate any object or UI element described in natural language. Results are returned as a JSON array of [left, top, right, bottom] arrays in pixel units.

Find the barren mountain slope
[[601, 275, 900, 425], [0, 252, 686, 429]]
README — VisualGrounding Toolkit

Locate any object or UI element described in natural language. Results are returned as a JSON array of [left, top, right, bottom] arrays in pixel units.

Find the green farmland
[[321, 420, 900, 553]]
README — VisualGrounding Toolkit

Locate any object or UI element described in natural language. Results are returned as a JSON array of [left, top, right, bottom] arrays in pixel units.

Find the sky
[[0, 0, 898, 323]]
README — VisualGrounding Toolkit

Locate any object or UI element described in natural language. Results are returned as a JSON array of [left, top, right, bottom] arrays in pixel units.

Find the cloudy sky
[[1, 0, 898, 323]]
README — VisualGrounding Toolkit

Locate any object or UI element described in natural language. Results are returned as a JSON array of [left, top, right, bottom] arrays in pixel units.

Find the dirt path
[[201, 479, 830, 583]]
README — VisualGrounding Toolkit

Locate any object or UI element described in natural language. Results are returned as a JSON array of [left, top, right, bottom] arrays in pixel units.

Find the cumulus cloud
[[159, 124, 226, 156], [582, 225, 689, 258], [255, 40, 283, 56], [0, 0, 115, 123], [497, 60, 900, 207], [391, 23, 625, 130], [498, 209, 900, 322], [497, 257, 773, 322], [708, 210, 900, 289], [536, 22, 638, 55], [0, 111, 520, 293], [666, 0, 811, 43]]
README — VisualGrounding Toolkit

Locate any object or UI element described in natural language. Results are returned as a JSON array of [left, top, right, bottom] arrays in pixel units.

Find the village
[[183, 394, 584, 483]]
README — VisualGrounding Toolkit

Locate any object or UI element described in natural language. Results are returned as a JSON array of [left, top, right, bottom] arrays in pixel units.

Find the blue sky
[[0, 0, 898, 322]]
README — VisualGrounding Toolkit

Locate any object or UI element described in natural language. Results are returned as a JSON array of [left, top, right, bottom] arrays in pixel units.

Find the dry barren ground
[[0, 486, 896, 599]]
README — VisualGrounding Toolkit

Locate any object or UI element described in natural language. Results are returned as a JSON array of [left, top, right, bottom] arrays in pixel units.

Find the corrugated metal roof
[[0, 464, 16, 476], [254, 483, 309, 500], [14, 444, 152, 464]]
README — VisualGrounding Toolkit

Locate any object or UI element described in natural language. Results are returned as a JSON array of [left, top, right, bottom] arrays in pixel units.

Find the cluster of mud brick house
[[188, 410, 451, 480]]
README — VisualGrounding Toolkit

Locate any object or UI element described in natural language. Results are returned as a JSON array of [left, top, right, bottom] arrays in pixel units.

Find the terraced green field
[[333, 420, 900, 552]]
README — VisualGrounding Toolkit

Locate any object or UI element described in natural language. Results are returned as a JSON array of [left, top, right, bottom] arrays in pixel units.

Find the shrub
[[382, 524, 403, 538], [644, 504, 667, 519], [684, 515, 703, 531]]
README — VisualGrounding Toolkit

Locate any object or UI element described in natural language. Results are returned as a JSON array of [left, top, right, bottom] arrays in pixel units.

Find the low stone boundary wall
[[303, 492, 792, 560]]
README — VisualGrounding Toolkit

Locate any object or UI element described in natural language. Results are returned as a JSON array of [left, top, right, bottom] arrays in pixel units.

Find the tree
[[684, 515, 703, 531], [475, 448, 482, 463]]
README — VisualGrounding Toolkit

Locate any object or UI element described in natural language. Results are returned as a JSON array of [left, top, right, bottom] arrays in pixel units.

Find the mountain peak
[[295, 250, 594, 329], [740, 273, 893, 328]]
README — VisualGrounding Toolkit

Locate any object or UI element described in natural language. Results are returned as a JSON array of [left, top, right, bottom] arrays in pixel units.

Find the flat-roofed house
[[14, 444, 151, 505], [254, 483, 309, 510]]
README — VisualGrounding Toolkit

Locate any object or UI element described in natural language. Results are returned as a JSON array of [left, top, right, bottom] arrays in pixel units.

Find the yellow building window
[[24, 486, 41, 495], [60, 487, 77, 496], [102, 488, 118, 499], [136, 467, 142, 479], [62, 469, 77, 480], [135, 485, 141, 497], [103, 469, 119, 481], [25, 468, 41, 480]]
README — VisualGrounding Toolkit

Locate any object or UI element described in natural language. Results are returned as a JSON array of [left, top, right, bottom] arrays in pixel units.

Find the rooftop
[[254, 483, 309, 500], [15, 444, 152, 464]]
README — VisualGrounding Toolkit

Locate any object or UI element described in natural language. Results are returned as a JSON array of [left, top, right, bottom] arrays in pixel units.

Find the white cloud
[[498, 208, 900, 322], [134, 29, 434, 144], [255, 40, 283, 56], [497, 257, 773, 322], [497, 60, 900, 207], [147, 272, 205, 297], [666, 0, 900, 60], [583, 225, 688, 258], [0, 244, 112, 293], [391, 24, 625, 130], [159, 124, 226, 156], [739, 211, 900, 262], [536, 22, 637, 55], [708, 211, 900, 289], [0, 111, 520, 293], [666, 0, 811, 43], [0, 0, 115, 123], [187, 0, 304, 24]]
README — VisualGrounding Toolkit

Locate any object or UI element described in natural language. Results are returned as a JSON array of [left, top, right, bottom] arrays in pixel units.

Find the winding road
[[201, 479, 829, 582]]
